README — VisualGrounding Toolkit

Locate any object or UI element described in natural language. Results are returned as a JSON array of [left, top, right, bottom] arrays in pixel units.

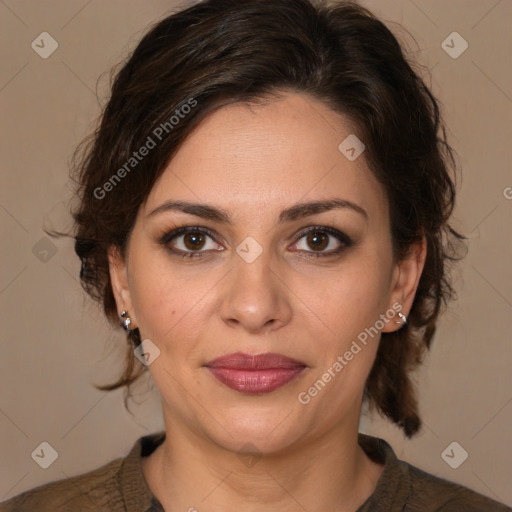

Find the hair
[[62, 0, 466, 438]]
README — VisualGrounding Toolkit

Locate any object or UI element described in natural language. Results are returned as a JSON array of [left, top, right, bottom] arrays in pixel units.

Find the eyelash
[[158, 225, 353, 260]]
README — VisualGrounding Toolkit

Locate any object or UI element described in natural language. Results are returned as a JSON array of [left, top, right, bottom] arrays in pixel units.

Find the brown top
[[1, 431, 509, 512]]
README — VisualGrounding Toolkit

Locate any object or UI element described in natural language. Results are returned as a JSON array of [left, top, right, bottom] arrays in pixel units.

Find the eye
[[290, 226, 352, 258], [159, 225, 353, 260], [159, 226, 224, 258]]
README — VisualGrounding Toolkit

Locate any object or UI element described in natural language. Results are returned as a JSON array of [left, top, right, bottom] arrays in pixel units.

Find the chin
[[200, 404, 305, 456]]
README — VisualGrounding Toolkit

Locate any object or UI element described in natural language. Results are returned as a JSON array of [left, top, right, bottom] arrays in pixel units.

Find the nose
[[218, 247, 293, 334]]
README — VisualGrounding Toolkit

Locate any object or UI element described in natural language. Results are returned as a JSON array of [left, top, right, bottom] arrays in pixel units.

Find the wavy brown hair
[[65, 0, 466, 437]]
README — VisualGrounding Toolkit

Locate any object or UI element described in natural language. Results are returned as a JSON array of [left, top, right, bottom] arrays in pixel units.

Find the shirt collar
[[119, 431, 166, 512], [356, 433, 411, 511], [118, 431, 410, 512]]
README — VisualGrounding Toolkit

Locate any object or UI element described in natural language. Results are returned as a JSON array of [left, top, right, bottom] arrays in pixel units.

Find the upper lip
[[204, 352, 307, 370]]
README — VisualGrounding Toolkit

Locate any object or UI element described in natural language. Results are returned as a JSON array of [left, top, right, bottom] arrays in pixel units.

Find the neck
[[142, 418, 383, 512]]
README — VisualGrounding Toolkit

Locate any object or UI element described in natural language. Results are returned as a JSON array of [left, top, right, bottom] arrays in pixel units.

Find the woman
[[1, 0, 509, 510]]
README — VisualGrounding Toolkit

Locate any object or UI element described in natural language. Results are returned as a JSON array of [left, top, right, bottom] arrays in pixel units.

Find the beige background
[[1, 0, 511, 506]]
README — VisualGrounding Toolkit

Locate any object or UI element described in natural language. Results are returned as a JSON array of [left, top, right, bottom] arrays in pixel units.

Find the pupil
[[185, 232, 205, 250], [308, 231, 327, 251]]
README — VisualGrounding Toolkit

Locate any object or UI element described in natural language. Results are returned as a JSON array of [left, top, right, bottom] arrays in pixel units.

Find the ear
[[108, 245, 138, 328], [381, 236, 427, 333]]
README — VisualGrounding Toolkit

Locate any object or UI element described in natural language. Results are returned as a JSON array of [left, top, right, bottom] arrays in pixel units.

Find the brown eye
[[160, 226, 224, 258], [306, 231, 329, 251], [183, 232, 206, 250], [292, 226, 353, 258]]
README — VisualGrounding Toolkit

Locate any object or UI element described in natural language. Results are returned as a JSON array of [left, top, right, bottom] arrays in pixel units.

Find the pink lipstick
[[204, 352, 307, 394]]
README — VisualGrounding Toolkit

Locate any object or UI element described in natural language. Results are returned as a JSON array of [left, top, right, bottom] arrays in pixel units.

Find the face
[[109, 92, 425, 455]]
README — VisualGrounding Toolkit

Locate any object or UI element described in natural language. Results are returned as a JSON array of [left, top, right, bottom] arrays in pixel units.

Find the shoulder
[[0, 431, 166, 512], [405, 464, 511, 511], [357, 433, 511, 512], [0, 456, 125, 512]]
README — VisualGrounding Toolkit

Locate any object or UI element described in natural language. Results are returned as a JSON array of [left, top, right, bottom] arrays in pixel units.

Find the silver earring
[[120, 310, 132, 331], [396, 311, 407, 325]]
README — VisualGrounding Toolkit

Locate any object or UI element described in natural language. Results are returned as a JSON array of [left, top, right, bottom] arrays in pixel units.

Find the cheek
[[128, 251, 219, 358], [298, 259, 391, 416], [129, 263, 175, 340], [300, 252, 393, 344]]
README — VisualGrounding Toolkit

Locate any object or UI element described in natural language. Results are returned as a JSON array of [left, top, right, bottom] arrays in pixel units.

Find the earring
[[396, 311, 407, 326], [120, 310, 132, 331]]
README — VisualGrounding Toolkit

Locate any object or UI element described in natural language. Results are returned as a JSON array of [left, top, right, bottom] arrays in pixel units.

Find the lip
[[204, 352, 307, 394]]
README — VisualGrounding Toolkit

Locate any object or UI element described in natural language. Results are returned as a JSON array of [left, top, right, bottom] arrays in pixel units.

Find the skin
[[109, 92, 427, 512]]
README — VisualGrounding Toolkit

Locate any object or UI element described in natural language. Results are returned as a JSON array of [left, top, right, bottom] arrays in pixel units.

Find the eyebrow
[[147, 198, 368, 223]]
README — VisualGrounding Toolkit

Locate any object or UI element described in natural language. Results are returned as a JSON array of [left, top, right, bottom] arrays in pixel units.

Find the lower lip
[[206, 367, 306, 394]]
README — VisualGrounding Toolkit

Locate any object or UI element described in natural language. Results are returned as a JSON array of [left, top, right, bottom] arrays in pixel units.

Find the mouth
[[203, 352, 308, 395]]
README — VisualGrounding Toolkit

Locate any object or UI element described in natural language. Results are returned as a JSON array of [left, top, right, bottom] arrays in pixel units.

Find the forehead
[[143, 93, 388, 223]]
